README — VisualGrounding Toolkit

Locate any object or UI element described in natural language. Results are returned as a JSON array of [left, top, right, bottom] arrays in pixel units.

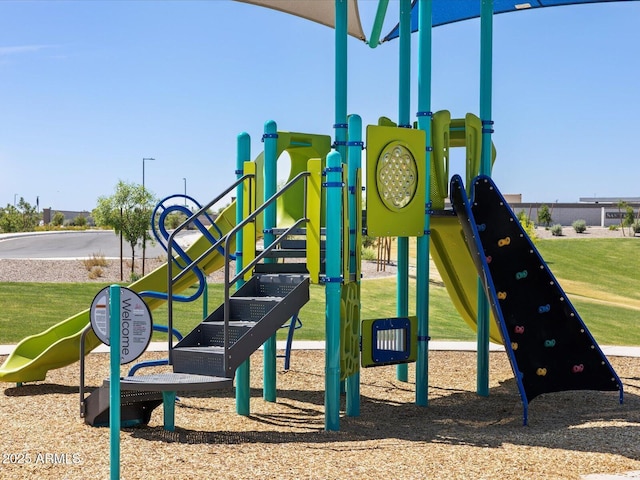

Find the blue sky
[[1, 1, 639, 211]]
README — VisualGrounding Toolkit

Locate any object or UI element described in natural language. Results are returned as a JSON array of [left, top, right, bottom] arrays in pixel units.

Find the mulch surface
[[1, 350, 639, 479]]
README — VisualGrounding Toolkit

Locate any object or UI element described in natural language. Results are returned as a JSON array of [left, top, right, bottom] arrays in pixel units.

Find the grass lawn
[[0, 238, 638, 346]]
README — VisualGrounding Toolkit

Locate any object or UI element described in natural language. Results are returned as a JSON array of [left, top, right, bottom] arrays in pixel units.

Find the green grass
[[1, 238, 638, 345]]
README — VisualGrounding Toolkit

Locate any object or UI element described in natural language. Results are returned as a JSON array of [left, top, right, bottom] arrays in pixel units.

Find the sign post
[[90, 285, 153, 479]]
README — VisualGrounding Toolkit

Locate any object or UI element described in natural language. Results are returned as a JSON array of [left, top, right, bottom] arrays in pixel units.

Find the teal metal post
[[396, 0, 411, 383], [325, 150, 343, 431], [108, 284, 121, 480], [236, 132, 251, 415], [263, 120, 278, 402], [477, 0, 494, 397], [345, 114, 361, 417], [335, 0, 348, 163], [367, 0, 390, 48], [415, 0, 433, 407]]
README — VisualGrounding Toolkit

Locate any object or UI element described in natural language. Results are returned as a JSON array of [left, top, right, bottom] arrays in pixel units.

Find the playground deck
[[1, 349, 639, 479]]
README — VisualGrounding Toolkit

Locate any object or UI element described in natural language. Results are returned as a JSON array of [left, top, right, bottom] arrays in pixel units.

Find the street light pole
[[141, 157, 155, 276], [13, 194, 18, 206], [183, 178, 187, 206], [142, 157, 155, 191]]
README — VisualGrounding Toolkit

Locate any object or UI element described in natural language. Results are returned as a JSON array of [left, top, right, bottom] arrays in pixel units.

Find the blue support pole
[[236, 132, 251, 415], [263, 120, 278, 402], [477, 0, 494, 397], [108, 285, 121, 480], [415, 0, 433, 407], [325, 151, 343, 431], [395, 0, 412, 384], [345, 114, 361, 417]]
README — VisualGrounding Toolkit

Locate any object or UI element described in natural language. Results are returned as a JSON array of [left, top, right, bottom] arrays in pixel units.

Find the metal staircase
[[172, 273, 310, 377], [83, 167, 319, 429]]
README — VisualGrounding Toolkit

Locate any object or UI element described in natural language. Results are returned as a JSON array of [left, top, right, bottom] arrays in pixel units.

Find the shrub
[[72, 215, 87, 227], [51, 211, 65, 226], [361, 247, 377, 261], [82, 253, 109, 271], [633, 221, 640, 235], [572, 219, 587, 234], [88, 266, 104, 279], [516, 211, 538, 243], [608, 224, 619, 231], [551, 224, 563, 236]]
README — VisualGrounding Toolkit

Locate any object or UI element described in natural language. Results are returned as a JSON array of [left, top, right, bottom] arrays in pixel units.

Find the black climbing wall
[[450, 174, 622, 404]]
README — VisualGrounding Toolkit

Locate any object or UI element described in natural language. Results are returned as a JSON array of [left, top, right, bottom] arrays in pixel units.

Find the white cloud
[[0, 45, 56, 56]]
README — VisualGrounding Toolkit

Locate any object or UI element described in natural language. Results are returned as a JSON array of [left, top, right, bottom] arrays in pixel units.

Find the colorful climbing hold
[[536, 368, 547, 376], [497, 291, 507, 300], [486, 255, 492, 264], [572, 364, 585, 373], [511, 342, 518, 351], [538, 304, 551, 314], [515, 270, 528, 280], [477, 223, 486, 232], [544, 339, 556, 348], [498, 237, 511, 247], [514, 325, 524, 334]]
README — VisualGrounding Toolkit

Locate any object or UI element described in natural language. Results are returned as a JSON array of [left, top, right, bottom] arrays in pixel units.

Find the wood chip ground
[[1, 350, 639, 479]]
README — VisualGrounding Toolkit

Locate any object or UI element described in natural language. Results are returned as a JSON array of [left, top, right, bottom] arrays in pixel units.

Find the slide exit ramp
[[450, 174, 622, 424]]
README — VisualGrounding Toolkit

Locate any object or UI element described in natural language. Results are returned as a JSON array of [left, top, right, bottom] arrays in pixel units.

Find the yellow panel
[[242, 161, 256, 280], [366, 125, 426, 237], [355, 168, 362, 279], [306, 159, 322, 284], [342, 169, 349, 282]]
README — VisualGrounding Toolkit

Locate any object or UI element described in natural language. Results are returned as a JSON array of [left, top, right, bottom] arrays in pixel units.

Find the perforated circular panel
[[376, 141, 418, 211]]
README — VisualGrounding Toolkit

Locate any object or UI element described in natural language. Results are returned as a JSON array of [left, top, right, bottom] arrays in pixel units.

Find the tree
[[623, 204, 635, 236], [537, 204, 552, 228], [92, 181, 156, 276], [0, 198, 40, 233]]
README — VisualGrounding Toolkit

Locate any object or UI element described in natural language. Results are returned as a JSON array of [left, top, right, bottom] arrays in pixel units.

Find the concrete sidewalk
[[2, 341, 640, 357]]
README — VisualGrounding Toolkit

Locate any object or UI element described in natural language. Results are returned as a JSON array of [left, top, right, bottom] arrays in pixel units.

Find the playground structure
[[0, 0, 626, 434]]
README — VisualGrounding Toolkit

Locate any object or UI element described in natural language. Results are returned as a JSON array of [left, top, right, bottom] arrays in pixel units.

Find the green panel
[[366, 125, 426, 237], [361, 316, 417, 368], [340, 282, 360, 380]]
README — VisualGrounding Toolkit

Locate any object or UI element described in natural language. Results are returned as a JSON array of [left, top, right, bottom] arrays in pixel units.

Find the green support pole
[[263, 120, 278, 402], [477, 0, 494, 397], [236, 132, 251, 415], [108, 284, 120, 480], [325, 151, 343, 431], [367, 0, 390, 48], [396, 0, 411, 383], [415, 0, 433, 407], [345, 114, 361, 417]]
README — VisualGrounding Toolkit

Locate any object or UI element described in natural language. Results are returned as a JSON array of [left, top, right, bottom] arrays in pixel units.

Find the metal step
[[83, 382, 163, 427], [177, 321, 257, 349], [172, 346, 226, 377], [254, 263, 310, 274], [83, 373, 233, 427], [172, 274, 310, 377]]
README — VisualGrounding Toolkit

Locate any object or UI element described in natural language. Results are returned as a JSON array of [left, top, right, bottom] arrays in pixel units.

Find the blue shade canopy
[[383, 0, 637, 42]]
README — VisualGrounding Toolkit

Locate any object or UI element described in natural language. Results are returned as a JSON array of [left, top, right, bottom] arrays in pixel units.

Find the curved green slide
[[0, 130, 331, 384], [0, 206, 236, 384], [430, 214, 502, 344]]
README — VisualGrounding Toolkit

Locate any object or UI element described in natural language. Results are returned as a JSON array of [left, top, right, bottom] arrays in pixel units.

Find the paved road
[[0, 230, 175, 259]]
